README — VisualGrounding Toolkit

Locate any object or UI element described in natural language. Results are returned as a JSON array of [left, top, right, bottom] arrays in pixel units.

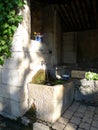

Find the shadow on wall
[[0, 38, 52, 119], [29, 39, 53, 75], [0, 0, 34, 118], [61, 82, 74, 116], [0, 46, 33, 118]]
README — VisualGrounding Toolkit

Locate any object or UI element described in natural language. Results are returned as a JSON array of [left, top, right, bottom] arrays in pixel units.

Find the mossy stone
[[32, 69, 46, 84]]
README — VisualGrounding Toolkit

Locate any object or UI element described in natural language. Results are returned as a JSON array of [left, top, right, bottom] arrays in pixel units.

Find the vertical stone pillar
[[0, 0, 31, 119]]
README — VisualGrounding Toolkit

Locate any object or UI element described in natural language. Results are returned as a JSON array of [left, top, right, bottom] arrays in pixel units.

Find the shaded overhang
[[34, 0, 98, 32], [36, 0, 69, 4]]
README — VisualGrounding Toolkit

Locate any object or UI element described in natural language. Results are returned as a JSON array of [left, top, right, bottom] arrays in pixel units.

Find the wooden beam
[[58, 6, 69, 31], [68, 1, 79, 28], [64, 2, 76, 29], [89, 0, 96, 28], [95, 0, 98, 28], [35, 0, 70, 4], [80, 0, 90, 28], [60, 4, 73, 28], [84, 0, 92, 28], [78, 0, 88, 29], [58, 5, 69, 25], [76, 0, 85, 28], [93, 0, 98, 28], [90, 0, 98, 27], [72, 0, 83, 29], [64, 3, 76, 28]]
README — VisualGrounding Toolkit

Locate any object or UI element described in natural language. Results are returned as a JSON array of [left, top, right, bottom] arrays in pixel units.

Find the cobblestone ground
[[52, 102, 98, 130], [0, 102, 98, 130]]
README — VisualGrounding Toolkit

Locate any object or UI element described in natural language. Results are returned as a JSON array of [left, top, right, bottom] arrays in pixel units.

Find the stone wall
[[0, 2, 63, 119], [30, 4, 62, 76], [0, 0, 31, 119]]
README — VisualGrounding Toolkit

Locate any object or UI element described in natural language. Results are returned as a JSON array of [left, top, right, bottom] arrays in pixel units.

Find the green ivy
[[0, 0, 26, 65], [85, 71, 98, 80]]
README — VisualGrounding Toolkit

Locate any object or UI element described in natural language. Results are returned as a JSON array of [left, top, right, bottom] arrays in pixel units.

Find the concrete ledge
[[28, 81, 74, 123], [71, 70, 86, 79]]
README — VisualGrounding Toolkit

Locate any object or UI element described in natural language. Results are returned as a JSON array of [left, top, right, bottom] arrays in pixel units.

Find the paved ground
[[51, 102, 98, 130], [0, 101, 98, 130], [0, 116, 32, 130]]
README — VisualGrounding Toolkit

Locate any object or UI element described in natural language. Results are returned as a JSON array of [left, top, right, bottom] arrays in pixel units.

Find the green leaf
[[4, 23, 9, 28], [0, 0, 25, 65], [0, 56, 4, 65], [11, 25, 17, 32], [85, 71, 98, 80], [1, 40, 6, 45]]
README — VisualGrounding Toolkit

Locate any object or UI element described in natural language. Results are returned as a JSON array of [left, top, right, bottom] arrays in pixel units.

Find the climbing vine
[[0, 0, 25, 65]]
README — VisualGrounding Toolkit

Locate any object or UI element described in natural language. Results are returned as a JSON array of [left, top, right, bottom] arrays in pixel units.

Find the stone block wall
[[0, 2, 63, 119], [0, 0, 31, 119], [30, 4, 61, 76]]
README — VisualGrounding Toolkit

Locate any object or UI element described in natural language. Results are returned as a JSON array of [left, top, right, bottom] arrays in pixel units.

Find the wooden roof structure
[[36, 0, 98, 32]]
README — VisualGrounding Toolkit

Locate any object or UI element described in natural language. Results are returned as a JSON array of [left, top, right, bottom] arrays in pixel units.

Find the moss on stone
[[25, 103, 36, 123], [32, 69, 46, 84]]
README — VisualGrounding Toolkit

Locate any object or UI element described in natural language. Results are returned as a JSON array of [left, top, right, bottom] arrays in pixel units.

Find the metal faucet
[[41, 61, 46, 66]]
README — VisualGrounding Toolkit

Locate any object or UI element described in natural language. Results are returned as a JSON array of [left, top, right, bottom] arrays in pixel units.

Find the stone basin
[[28, 81, 74, 123], [74, 79, 98, 104]]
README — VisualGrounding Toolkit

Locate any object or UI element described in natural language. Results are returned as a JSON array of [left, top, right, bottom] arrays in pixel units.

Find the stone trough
[[28, 81, 74, 123], [74, 79, 98, 104], [71, 70, 98, 104]]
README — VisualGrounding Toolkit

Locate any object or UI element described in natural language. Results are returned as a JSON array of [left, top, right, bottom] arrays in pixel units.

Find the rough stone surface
[[0, 101, 97, 130], [79, 122, 90, 130], [78, 128, 84, 130], [57, 117, 69, 125], [21, 116, 30, 126], [62, 111, 73, 119], [0, 1, 31, 118], [52, 122, 65, 130], [28, 82, 74, 123], [50, 101, 98, 130], [70, 116, 81, 125], [71, 70, 86, 79], [33, 123, 50, 130], [85, 111, 94, 118], [64, 123, 77, 130], [90, 127, 98, 130], [94, 114, 98, 121], [75, 79, 98, 104], [82, 116, 92, 124], [92, 121, 98, 128], [73, 111, 84, 118]]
